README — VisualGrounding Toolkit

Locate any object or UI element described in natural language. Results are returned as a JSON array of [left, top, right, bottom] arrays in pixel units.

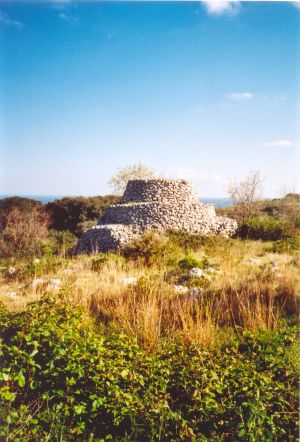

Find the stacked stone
[[76, 178, 237, 253], [76, 224, 139, 254]]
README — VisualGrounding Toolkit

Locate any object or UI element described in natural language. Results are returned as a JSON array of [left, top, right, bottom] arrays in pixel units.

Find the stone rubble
[[46, 278, 61, 291], [189, 267, 205, 278], [76, 178, 237, 254], [121, 277, 138, 286]]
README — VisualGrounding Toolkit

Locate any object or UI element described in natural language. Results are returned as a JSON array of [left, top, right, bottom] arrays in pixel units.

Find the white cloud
[[58, 12, 78, 24], [293, 2, 300, 9], [228, 92, 253, 101], [0, 11, 23, 28], [176, 168, 196, 178], [265, 139, 299, 148], [176, 168, 222, 183], [202, 1, 241, 16], [51, 0, 72, 11], [52, 0, 72, 4], [198, 173, 222, 183]]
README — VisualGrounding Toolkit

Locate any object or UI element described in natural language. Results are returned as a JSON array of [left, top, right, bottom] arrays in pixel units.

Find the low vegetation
[[0, 192, 299, 440], [1, 295, 298, 441]]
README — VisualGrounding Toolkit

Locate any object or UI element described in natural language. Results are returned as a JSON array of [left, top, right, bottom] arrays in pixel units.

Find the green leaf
[[120, 368, 129, 379]]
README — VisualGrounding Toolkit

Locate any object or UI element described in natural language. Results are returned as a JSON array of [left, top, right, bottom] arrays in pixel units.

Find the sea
[[0, 195, 233, 208]]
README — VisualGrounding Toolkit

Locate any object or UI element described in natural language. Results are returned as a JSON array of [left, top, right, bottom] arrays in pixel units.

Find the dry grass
[[1, 239, 298, 349]]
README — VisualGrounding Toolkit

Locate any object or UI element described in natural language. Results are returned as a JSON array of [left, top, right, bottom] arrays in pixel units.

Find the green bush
[[167, 230, 206, 251], [0, 296, 298, 441], [178, 255, 209, 270], [52, 230, 78, 256], [237, 218, 297, 241], [122, 231, 181, 266], [46, 196, 118, 236], [167, 230, 231, 256], [0, 296, 176, 441], [270, 236, 300, 254]]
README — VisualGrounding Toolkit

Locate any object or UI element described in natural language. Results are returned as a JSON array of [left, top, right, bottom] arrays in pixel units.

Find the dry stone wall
[[76, 179, 237, 253]]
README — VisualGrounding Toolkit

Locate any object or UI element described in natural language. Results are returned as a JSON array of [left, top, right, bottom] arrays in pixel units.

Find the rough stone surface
[[76, 178, 237, 253]]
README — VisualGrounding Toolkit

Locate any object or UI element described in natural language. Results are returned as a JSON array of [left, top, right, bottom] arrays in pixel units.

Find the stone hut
[[76, 178, 237, 253]]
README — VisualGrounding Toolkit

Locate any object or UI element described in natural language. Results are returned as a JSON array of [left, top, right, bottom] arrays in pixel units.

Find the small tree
[[108, 163, 156, 195], [2, 207, 50, 257], [228, 170, 264, 222]]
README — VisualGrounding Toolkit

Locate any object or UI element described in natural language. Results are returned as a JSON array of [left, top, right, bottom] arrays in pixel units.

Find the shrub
[[167, 230, 206, 251], [1, 207, 50, 258], [0, 296, 176, 441], [46, 195, 118, 236], [52, 230, 78, 257], [0, 296, 298, 441], [0, 197, 43, 233], [178, 254, 205, 270], [237, 218, 297, 241], [122, 231, 181, 266], [270, 236, 300, 254], [167, 230, 231, 256]]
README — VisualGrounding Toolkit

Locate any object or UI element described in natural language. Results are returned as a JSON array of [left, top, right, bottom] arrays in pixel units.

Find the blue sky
[[1, 1, 299, 197]]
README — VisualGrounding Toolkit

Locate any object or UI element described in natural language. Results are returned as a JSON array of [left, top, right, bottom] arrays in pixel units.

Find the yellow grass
[[0, 240, 298, 349]]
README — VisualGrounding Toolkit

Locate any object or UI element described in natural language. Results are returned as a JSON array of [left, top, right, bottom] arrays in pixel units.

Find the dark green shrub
[[52, 230, 78, 257], [46, 196, 118, 236], [237, 218, 297, 241]]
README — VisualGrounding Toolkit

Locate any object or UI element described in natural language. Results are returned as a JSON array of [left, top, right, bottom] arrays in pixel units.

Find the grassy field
[[0, 194, 299, 440], [1, 226, 299, 441]]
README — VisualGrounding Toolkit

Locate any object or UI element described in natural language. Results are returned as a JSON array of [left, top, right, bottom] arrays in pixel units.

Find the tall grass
[[1, 236, 297, 349]]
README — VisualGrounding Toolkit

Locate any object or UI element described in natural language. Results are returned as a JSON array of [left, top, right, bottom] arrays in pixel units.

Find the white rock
[[46, 278, 61, 291], [173, 285, 189, 294], [190, 287, 201, 299], [5, 291, 17, 298], [248, 258, 262, 265], [32, 278, 44, 288], [189, 267, 204, 278], [203, 273, 212, 281], [121, 277, 137, 286]]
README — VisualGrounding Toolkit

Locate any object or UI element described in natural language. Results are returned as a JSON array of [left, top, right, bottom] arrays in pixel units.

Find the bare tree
[[228, 170, 264, 222], [108, 162, 156, 195]]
